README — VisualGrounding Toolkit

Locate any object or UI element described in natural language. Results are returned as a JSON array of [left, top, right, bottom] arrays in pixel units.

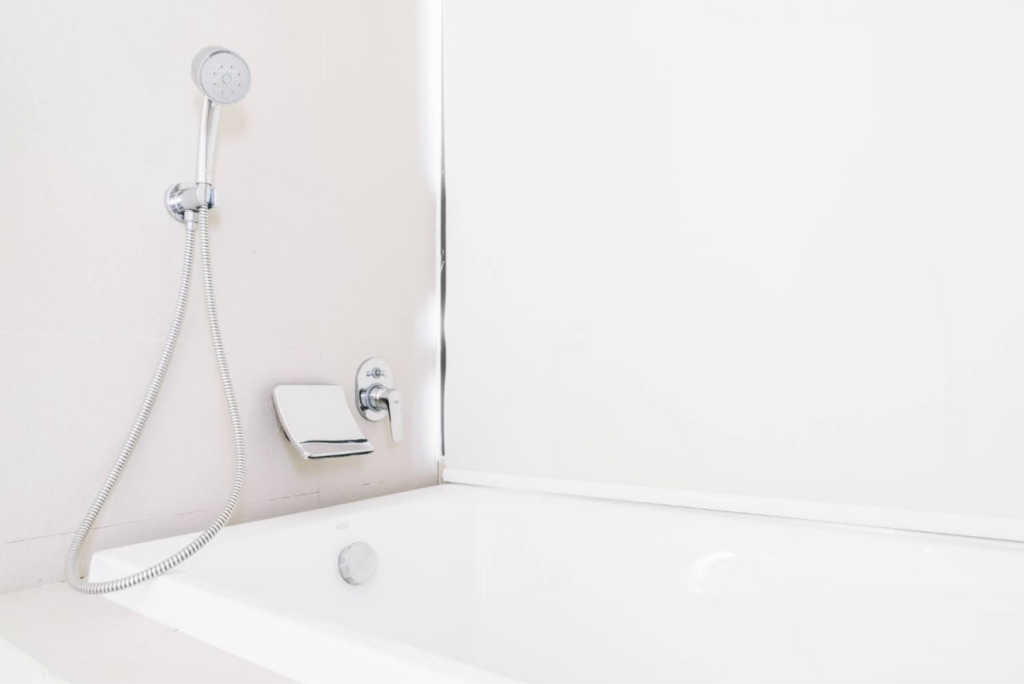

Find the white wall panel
[[444, 0, 1024, 520]]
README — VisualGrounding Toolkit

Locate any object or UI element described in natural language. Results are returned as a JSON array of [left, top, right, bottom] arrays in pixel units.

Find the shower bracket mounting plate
[[165, 182, 217, 223], [356, 358, 394, 422]]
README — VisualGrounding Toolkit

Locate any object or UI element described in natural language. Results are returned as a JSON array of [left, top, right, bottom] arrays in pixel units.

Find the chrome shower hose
[[65, 206, 246, 594]]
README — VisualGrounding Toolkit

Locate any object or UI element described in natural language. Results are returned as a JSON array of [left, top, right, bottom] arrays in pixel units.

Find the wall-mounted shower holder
[[356, 358, 403, 442], [165, 182, 217, 223]]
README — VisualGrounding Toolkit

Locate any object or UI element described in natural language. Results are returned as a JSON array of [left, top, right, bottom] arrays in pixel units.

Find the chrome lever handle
[[370, 387, 403, 442]]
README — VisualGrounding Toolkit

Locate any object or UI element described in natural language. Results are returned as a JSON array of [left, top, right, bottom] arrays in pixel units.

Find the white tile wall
[[0, 0, 441, 594]]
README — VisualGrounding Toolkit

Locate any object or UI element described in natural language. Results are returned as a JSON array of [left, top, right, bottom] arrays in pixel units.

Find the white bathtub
[[92, 484, 1024, 683]]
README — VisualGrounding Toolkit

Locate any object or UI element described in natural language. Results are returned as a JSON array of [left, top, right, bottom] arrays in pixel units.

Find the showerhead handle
[[196, 97, 220, 185]]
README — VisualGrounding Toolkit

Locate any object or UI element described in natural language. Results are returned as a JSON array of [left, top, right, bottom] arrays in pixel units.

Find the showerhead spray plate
[[192, 46, 251, 105]]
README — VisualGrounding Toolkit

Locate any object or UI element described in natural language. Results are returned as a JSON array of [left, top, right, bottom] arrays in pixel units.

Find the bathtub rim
[[442, 466, 1024, 544]]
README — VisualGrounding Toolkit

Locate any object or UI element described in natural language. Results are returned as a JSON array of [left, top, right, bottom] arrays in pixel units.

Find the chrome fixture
[[356, 358, 403, 442], [338, 542, 378, 585], [165, 46, 251, 222], [272, 385, 373, 459], [66, 47, 251, 595]]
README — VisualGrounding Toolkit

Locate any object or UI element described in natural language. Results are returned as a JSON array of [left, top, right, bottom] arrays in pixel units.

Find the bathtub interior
[[92, 484, 1024, 682]]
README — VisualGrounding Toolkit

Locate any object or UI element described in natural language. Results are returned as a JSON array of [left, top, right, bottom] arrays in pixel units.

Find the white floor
[[0, 638, 54, 683], [0, 584, 288, 683]]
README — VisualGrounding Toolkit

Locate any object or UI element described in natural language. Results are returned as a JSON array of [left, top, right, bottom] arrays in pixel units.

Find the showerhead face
[[192, 46, 250, 105]]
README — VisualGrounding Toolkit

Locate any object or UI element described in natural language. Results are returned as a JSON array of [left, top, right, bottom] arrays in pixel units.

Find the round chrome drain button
[[338, 542, 377, 585]]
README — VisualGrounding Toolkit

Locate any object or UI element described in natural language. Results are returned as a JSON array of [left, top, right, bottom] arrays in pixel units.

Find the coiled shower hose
[[65, 206, 246, 594]]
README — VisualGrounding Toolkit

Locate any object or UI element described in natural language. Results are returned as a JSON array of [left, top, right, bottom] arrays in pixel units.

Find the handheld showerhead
[[164, 47, 251, 221], [190, 47, 250, 186], [192, 46, 251, 105]]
